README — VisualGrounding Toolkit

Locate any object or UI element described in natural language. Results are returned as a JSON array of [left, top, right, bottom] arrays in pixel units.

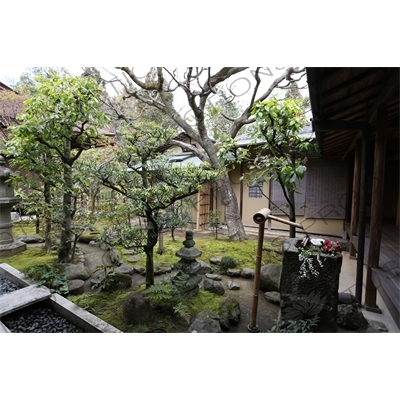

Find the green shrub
[[219, 255, 239, 272], [269, 315, 320, 333], [25, 263, 69, 295]]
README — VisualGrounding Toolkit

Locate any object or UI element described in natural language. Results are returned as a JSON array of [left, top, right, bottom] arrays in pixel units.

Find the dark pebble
[[4, 307, 83, 333], [0, 276, 20, 294]]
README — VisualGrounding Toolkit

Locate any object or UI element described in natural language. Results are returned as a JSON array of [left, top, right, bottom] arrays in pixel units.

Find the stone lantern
[[0, 155, 26, 257]]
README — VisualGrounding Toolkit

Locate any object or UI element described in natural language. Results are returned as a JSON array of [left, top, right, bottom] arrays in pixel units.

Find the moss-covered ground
[[4, 225, 283, 332]]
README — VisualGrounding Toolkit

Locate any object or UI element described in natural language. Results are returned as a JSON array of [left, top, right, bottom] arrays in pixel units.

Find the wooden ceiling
[[306, 67, 399, 160]]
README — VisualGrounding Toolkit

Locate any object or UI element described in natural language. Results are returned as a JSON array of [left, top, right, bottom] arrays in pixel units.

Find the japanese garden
[[0, 67, 398, 334]]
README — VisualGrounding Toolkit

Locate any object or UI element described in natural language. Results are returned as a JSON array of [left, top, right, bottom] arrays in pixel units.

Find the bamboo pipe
[[248, 208, 303, 332]]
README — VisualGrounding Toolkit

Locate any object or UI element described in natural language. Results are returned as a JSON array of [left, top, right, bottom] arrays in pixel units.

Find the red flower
[[322, 239, 341, 254]]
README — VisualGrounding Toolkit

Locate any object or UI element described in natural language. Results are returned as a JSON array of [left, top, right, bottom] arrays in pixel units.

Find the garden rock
[[15, 235, 45, 244], [265, 291, 280, 304], [260, 264, 282, 292], [227, 268, 241, 277], [210, 256, 223, 265], [338, 292, 359, 305], [186, 260, 212, 275], [227, 280, 240, 290], [188, 310, 222, 333], [123, 291, 152, 325], [337, 304, 368, 331], [115, 265, 134, 275], [64, 263, 91, 281], [241, 268, 254, 279], [172, 273, 202, 299], [219, 296, 241, 331], [206, 273, 222, 281], [109, 247, 121, 266], [100, 242, 110, 251], [124, 249, 138, 255], [127, 256, 141, 263], [68, 279, 85, 295], [108, 273, 132, 290], [154, 268, 167, 276], [134, 266, 145, 274], [366, 320, 388, 333], [203, 277, 225, 295], [91, 275, 104, 285]]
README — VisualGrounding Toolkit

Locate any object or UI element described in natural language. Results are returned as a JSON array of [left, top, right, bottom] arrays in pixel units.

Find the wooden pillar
[[365, 103, 388, 308], [397, 190, 400, 227], [349, 138, 361, 257], [355, 128, 369, 304]]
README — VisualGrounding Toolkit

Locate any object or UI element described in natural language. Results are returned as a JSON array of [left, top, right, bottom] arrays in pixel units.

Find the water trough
[[0, 263, 121, 333]]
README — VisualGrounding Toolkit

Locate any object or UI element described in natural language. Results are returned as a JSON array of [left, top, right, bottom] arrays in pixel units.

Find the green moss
[[1, 248, 56, 272], [68, 290, 136, 332], [183, 289, 222, 316], [78, 232, 101, 243], [12, 221, 39, 237], [151, 235, 282, 269]]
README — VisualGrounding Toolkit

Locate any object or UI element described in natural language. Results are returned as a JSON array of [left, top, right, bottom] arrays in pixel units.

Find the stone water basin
[[0, 263, 121, 333]]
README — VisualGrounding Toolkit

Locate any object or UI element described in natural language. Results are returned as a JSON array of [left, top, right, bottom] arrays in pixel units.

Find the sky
[[0, 67, 311, 124]]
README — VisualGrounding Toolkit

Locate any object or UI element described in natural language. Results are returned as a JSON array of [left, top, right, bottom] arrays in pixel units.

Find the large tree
[[94, 122, 219, 287], [7, 72, 109, 262], [97, 67, 306, 241]]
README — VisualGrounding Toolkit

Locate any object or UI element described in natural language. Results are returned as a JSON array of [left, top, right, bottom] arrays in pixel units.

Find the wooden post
[[365, 103, 388, 309], [355, 128, 369, 304], [349, 139, 361, 258], [397, 189, 400, 227], [248, 208, 271, 332]]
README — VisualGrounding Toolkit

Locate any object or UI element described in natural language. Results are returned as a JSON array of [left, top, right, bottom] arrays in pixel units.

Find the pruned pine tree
[[94, 122, 219, 287]]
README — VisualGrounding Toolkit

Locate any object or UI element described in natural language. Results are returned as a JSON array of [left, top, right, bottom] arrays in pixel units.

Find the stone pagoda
[[172, 230, 211, 299], [0, 155, 26, 257]]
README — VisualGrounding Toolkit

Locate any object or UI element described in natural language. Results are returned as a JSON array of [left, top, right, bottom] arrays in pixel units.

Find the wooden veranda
[[307, 67, 400, 327]]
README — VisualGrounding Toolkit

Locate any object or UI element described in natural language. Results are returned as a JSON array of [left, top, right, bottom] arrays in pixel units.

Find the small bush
[[25, 263, 69, 295], [219, 255, 239, 272]]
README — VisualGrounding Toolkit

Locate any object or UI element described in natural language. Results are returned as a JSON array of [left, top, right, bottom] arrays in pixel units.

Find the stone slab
[[0, 263, 33, 287], [0, 241, 27, 257], [0, 285, 52, 317], [0, 321, 11, 333]]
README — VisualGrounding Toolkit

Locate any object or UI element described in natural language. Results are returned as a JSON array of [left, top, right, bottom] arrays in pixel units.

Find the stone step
[[0, 285, 52, 317]]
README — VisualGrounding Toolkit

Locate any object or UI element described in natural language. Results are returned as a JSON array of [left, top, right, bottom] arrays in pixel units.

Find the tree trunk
[[145, 246, 154, 288], [58, 141, 73, 263], [157, 231, 164, 254], [43, 182, 52, 252], [144, 216, 159, 287], [217, 175, 247, 241], [289, 189, 296, 238]]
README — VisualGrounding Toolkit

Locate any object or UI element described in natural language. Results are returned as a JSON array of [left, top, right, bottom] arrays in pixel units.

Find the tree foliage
[[94, 122, 219, 287], [90, 67, 306, 241], [249, 97, 318, 237], [7, 72, 109, 262]]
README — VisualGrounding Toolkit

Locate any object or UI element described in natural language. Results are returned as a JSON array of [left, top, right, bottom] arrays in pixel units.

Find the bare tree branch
[[167, 139, 210, 162], [227, 67, 306, 139]]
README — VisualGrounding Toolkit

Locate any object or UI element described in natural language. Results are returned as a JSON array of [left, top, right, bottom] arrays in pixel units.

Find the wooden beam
[[341, 131, 362, 161], [365, 103, 388, 308], [367, 69, 399, 124]]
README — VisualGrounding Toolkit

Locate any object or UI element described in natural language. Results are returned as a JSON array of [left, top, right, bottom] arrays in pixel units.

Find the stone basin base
[[0, 263, 121, 333]]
